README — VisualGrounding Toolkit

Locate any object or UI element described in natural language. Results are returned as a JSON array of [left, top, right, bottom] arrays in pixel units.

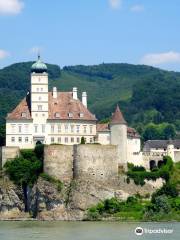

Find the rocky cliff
[[0, 176, 163, 220]]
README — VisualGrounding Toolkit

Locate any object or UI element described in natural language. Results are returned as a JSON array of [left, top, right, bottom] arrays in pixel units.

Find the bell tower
[[30, 55, 49, 122]]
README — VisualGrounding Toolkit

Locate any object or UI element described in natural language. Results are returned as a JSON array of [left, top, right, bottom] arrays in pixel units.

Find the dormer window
[[21, 112, 27, 118], [68, 112, 73, 118], [55, 112, 60, 118], [80, 113, 84, 118]]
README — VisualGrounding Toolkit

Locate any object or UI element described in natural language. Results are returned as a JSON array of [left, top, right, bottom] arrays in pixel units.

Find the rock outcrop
[[0, 175, 163, 220], [0, 178, 28, 220]]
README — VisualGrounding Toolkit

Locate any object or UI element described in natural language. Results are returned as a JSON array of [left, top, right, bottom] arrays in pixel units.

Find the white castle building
[[6, 57, 142, 165]]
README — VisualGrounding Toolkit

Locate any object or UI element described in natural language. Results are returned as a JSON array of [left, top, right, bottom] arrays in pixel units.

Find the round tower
[[110, 105, 127, 167]]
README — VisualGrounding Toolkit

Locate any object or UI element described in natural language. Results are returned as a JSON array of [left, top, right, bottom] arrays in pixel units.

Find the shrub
[[87, 207, 100, 220], [81, 137, 85, 144]]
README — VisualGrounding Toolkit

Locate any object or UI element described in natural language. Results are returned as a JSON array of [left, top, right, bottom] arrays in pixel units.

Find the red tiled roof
[[6, 97, 32, 120], [6, 92, 96, 121], [110, 105, 127, 125], [96, 124, 140, 138], [97, 123, 110, 132], [48, 92, 96, 121], [127, 127, 140, 138]]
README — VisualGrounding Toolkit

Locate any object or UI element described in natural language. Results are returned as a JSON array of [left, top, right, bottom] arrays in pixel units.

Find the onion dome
[[31, 55, 47, 73]]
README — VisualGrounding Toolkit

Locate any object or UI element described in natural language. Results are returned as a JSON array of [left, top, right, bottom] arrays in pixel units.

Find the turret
[[110, 105, 127, 167]]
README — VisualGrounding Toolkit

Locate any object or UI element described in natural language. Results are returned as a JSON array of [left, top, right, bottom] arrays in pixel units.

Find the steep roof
[[7, 91, 97, 121], [110, 105, 127, 125], [48, 92, 96, 121], [144, 140, 180, 150], [6, 96, 32, 120]]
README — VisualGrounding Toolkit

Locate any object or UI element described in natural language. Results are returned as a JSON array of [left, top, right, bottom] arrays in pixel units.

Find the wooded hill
[[0, 62, 180, 142]]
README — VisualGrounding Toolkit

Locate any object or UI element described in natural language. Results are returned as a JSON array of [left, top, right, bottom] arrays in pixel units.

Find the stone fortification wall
[[44, 144, 118, 182], [0, 147, 19, 169], [44, 145, 73, 182], [73, 145, 118, 181]]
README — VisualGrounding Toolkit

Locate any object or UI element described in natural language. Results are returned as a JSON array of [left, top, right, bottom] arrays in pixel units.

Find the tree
[[164, 124, 176, 140]]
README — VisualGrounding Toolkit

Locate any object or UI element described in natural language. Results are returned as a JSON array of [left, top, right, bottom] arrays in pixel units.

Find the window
[[77, 137, 80, 143], [83, 125, 87, 134], [65, 137, 68, 143], [51, 125, 55, 133], [18, 137, 22, 142], [38, 105, 42, 111], [38, 96, 42, 101], [58, 137, 61, 143], [37, 88, 39, 92], [90, 125, 93, 134], [25, 137, 28, 143], [80, 113, 84, 118], [70, 125, 74, 133], [42, 124, 45, 133], [24, 124, 29, 133], [35, 113, 38, 117], [21, 112, 27, 118], [11, 124, 15, 133], [55, 112, 60, 118], [65, 124, 68, 133], [58, 125, 61, 133], [68, 112, 73, 118], [76, 125, 80, 133], [38, 77, 41, 82], [34, 125, 38, 133], [11, 137, 15, 142], [90, 138, 93, 143], [51, 137, 54, 143], [42, 113, 45, 117], [71, 137, 74, 143], [41, 88, 43, 91], [18, 125, 22, 133]]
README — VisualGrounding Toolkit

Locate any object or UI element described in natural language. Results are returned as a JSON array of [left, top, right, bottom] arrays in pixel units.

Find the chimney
[[82, 91, 87, 107], [53, 87, 57, 98], [72, 87, 78, 100]]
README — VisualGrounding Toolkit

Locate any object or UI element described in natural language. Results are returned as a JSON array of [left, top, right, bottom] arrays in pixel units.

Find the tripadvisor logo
[[135, 227, 144, 236]]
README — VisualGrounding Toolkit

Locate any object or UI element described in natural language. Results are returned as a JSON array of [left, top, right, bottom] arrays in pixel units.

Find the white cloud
[[0, 49, 10, 60], [109, 0, 122, 10], [130, 4, 144, 12], [0, 0, 24, 15], [140, 51, 180, 66]]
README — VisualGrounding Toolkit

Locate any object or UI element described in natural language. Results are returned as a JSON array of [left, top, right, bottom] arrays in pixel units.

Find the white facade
[[6, 58, 97, 149]]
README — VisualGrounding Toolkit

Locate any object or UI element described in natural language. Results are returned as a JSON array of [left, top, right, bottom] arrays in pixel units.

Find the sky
[[0, 0, 180, 71]]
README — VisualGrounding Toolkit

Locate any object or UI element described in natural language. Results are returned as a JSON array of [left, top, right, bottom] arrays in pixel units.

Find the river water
[[0, 221, 179, 240]]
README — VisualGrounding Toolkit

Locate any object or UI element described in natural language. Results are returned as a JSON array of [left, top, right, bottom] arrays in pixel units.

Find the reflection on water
[[0, 221, 179, 240]]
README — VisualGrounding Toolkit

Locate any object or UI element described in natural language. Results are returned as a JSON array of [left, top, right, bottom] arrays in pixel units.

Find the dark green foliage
[[4, 148, 43, 187], [80, 137, 85, 144], [127, 156, 174, 185], [0, 124, 5, 146], [40, 173, 63, 192], [152, 183, 178, 202], [4, 156, 42, 187]]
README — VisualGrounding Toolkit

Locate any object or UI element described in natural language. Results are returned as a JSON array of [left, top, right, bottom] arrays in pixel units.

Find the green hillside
[[0, 61, 180, 144]]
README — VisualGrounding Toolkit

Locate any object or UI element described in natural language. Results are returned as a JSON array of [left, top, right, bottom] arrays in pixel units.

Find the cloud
[[0, 49, 10, 60], [130, 4, 144, 12], [0, 0, 24, 15], [140, 51, 180, 66], [109, 0, 122, 10]]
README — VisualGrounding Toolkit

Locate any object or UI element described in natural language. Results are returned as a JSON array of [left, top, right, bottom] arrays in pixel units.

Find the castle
[[5, 56, 141, 166], [4, 57, 180, 171]]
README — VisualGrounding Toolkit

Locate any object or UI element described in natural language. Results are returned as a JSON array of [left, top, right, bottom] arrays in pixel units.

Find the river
[[0, 221, 179, 240]]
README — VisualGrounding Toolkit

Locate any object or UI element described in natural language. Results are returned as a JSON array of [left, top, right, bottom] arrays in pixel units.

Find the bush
[[4, 156, 42, 187], [81, 137, 86, 144], [87, 207, 100, 220]]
